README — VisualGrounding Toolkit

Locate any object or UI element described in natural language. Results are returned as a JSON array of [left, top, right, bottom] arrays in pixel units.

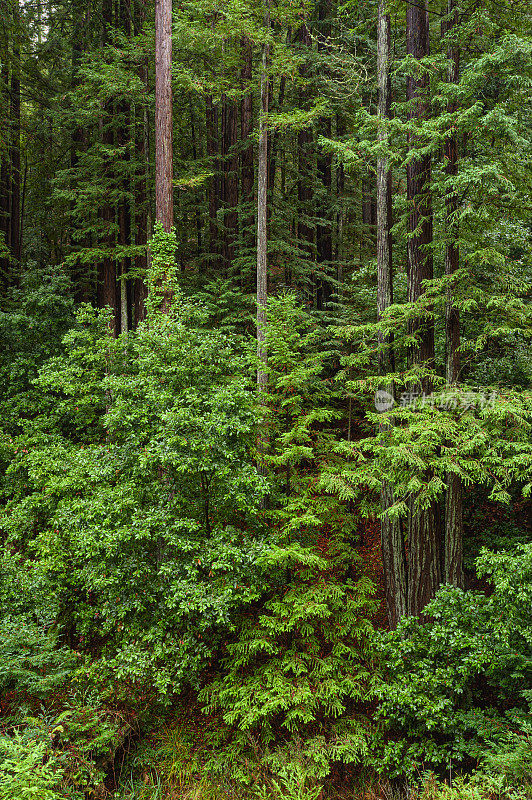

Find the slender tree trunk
[[222, 97, 238, 270], [10, 9, 21, 268], [296, 24, 314, 293], [241, 38, 254, 209], [155, 0, 173, 233], [70, 12, 90, 303], [406, 0, 434, 376], [377, 0, 407, 630], [257, 4, 270, 467], [406, 0, 440, 619], [0, 47, 10, 286], [98, 0, 118, 334], [241, 37, 254, 204], [316, 117, 332, 310], [118, 0, 132, 333], [206, 93, 219, 260], [268, 73, 286, 196], [314, 0, 333, 309], [154, 0, 174, 312], [19, 153, 27, 259], [240, 35, 254, 288], [443, 0, 464, 589], [134, 18, 149, 326], [188, 98, 202, 254], [335, 114, 345, 294]]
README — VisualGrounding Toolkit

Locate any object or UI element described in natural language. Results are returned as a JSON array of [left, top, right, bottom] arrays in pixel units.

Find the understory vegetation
[[0, 234, 531, 799]]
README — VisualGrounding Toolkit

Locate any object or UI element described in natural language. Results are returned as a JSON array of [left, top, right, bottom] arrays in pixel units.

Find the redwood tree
[[442, 0, 464, 589], [155, 0, 174, 233], [377, 0, 407, 629], [406, 0, 441, 618], [257, 3, 270, 467]]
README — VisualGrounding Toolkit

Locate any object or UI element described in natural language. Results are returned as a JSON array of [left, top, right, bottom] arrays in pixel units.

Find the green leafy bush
[[0, 232, 269, 701], [373, 545, 532, 778]]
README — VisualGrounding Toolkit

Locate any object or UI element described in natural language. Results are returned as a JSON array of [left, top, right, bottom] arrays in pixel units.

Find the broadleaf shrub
[[373, 544, 532, 778]]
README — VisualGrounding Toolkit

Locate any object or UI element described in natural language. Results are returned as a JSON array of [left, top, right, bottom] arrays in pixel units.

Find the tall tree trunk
[[118, 118, 131, 333], [443, 0, 464, 589], [316, 113, 332, 310], [70, 9, 90, 303], [316, 127, 332, 309], [222, 96, 239, 271], [154, 0, 174, 311], [406, 0, 434, 376], [315, 0, 333, 310], [206, 93, 219, 261], [377, 0, 407, 630], [98, 0, 118, 334], [406, 0, 440, 619], [188, 98, 202, 255], [0, 45, 10, 286], [133, 4, 149, 326], [268, 73, 286, 196], [296, 24, 314, 294], [241, 36, 254, 204], [118, 0, 132, 334], [335, 114, 345, 294], [240, 35, 254, 288], [155, 0, 173, 233], [10, 7, 21, 268], [257, 4, 270, 469]]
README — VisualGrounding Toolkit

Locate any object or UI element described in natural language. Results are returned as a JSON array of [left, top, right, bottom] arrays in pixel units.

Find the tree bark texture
[[98, 0, 117, 334], [406, 0, 434, 380], [10, 10, 21, 268], [296, 24, 314, 288], [155, 0, 174, 233], [406, 0, 441, 618], [442, 0, 464, 589], [222, 96, 238, 270], [257, 7, 270, 466], [377, 0, 407, 630]]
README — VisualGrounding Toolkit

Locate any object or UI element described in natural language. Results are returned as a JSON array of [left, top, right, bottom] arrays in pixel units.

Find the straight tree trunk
[[222, 97, 239, 270], [442, 0, 464, 589], [155, 0, 174, 233], [406, 0, 440, 619], [296, 24, 314, 291], [316, 114, 333, 310], [70, 12, 91, 304], [240, 35, 254, 288], [118, 129, 131, 334], [118, 0, 132, 333], [10, 9, 21, 268], [241, 36, 254, 204], [377, 0, 407, 630], [268, 73, 286, 196], [315, 0, 333, 310], [98, 0, 117, 334], [206, 93, 219, 260], [335, 114, 345, 294], [134, 17, 149, 326], [257, 4, 270, 467], [406, 0, 434, 376], [0, 47, 10, 285], [154, 0, 174, 312]]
